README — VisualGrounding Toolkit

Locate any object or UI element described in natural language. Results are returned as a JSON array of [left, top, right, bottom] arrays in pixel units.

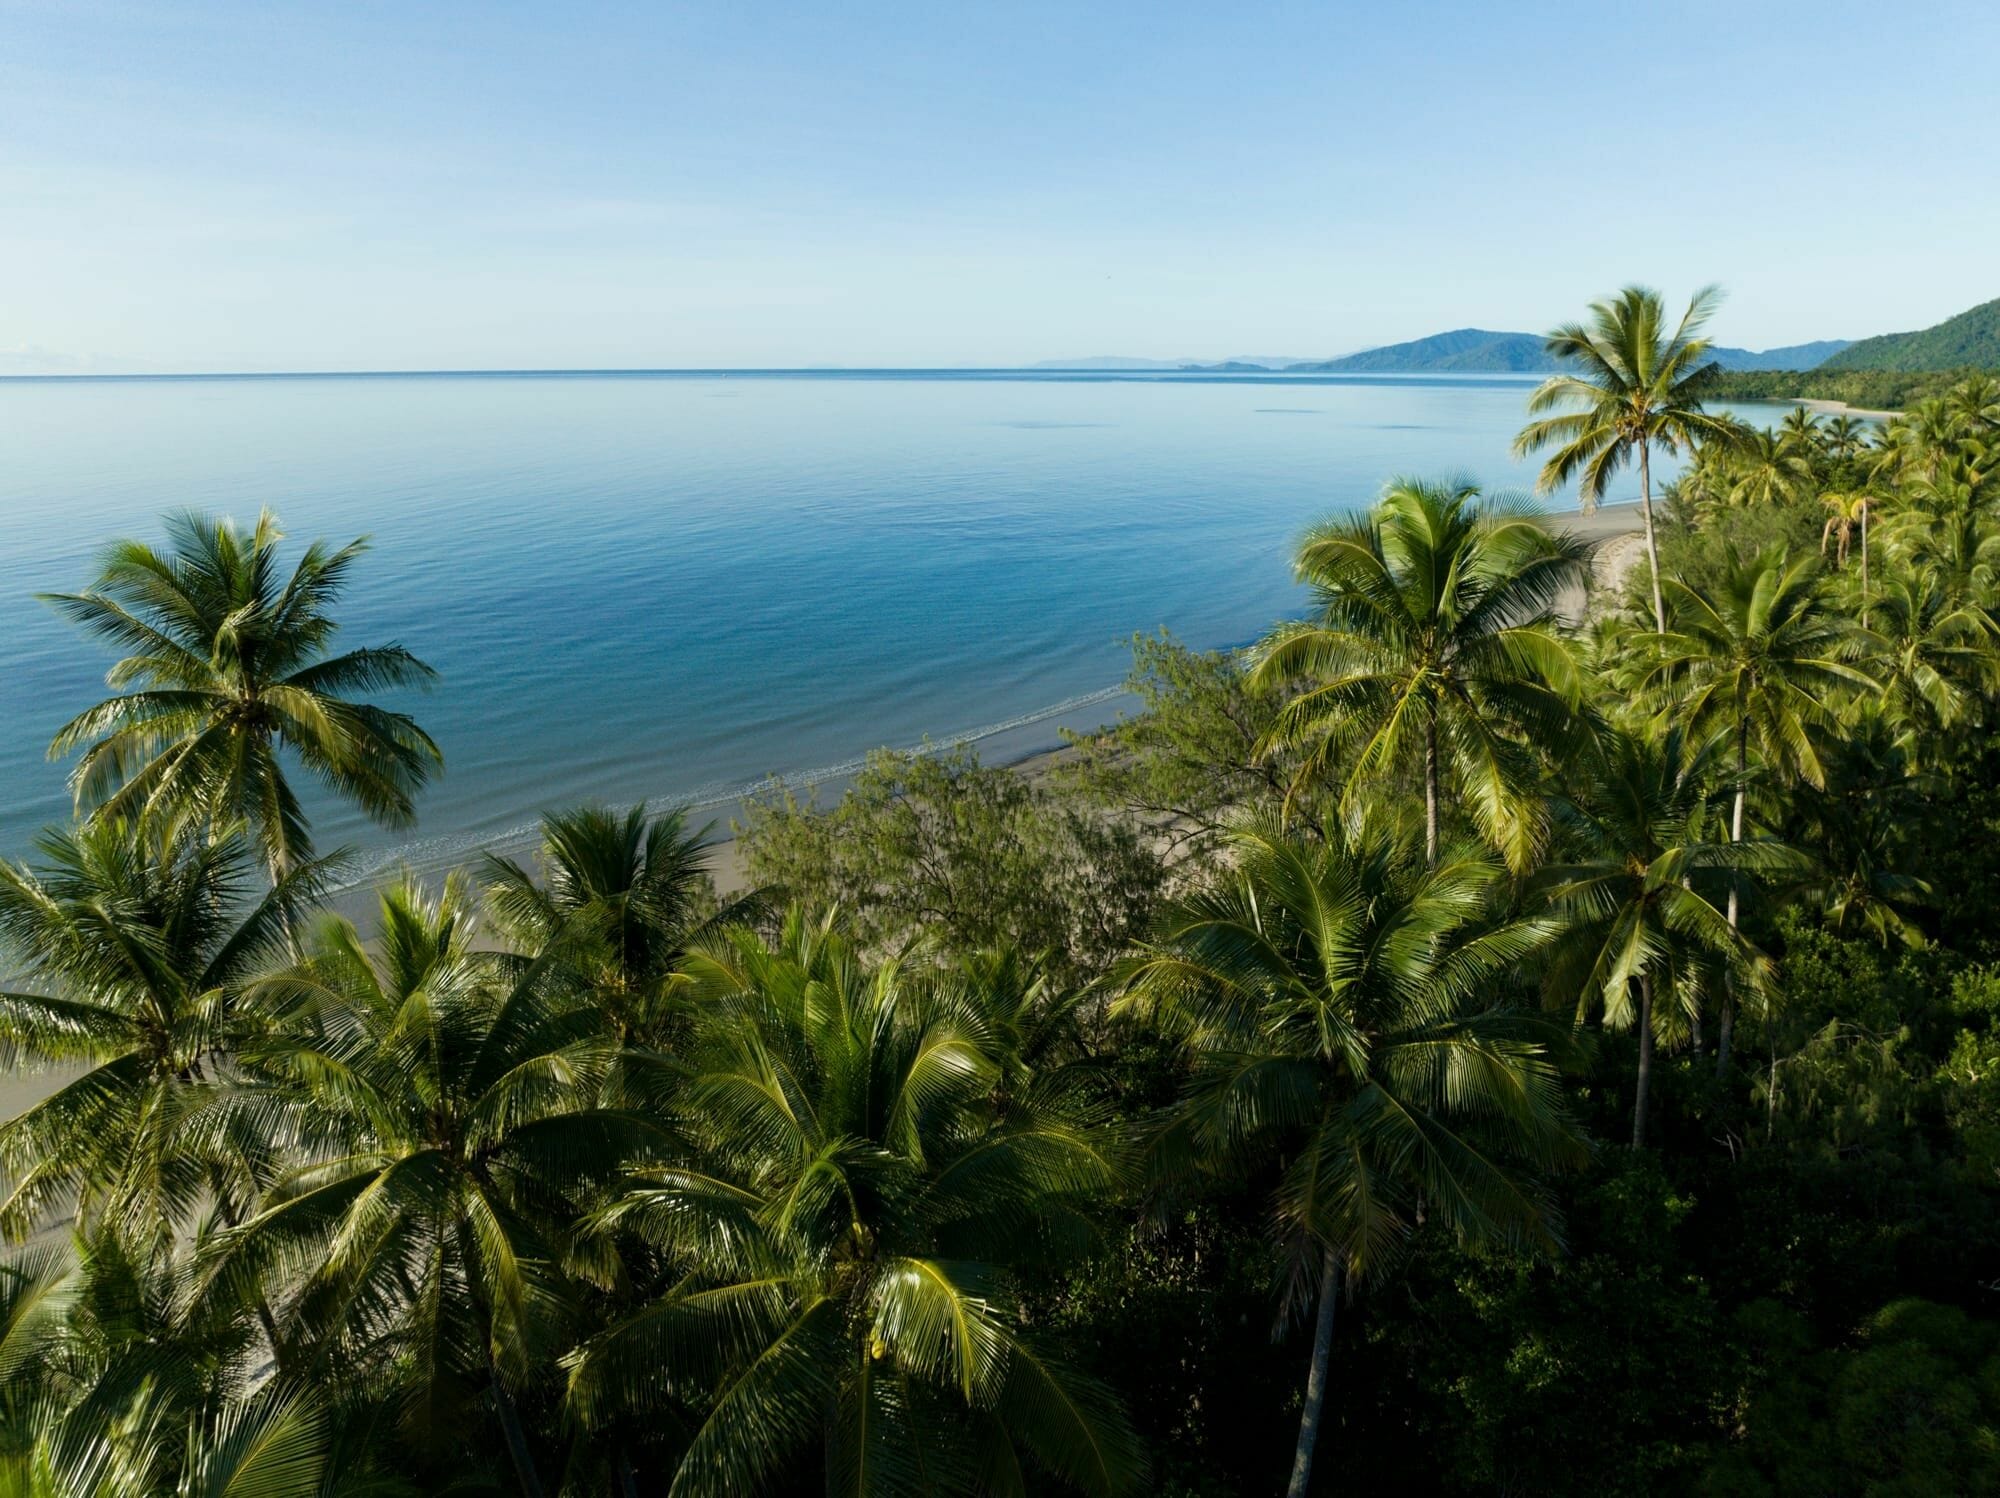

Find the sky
[[4, 0, 1998, 372]]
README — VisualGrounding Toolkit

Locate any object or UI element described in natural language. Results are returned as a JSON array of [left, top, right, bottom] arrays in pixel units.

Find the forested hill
[[1818, 296, 2000, 371], [1288, 328, 1850, 374]]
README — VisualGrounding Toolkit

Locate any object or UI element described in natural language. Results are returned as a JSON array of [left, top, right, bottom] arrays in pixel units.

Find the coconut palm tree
[[1725, 427, 1815, 510], [1821, 487, 1880, 624], [0, 820, 326, 1246], [566, 909, 1144, 1497], [1640, 547, 1874, 1069], [482, 803, 766, 1055], [1249, 478, 1589, 869], [1778, 406, 1825, 455], [1537, 727, 1780, 1144], [1513, 284, 1741, 631], [0, 1233, 345, 1498], [45, 510, 442, 880], [1859, 570, 1995, 753], [1115, 817, 1581, 1498], [198, 874, 659, 1496], [1776, 706, 1933, 949], [1822, 413, 1873, 463]]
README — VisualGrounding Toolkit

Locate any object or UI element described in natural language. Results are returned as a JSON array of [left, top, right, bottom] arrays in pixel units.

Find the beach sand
[[1796, 397, 1900, 420]]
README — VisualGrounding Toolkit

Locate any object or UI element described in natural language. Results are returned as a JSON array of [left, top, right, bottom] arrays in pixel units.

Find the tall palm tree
[[1889, 452, 2000, 619], [1859, 570, 1995, 755], [1514, 284, 1740, 631], [1821, 488, 1879, 623], [45, 510, 442, 880], [567, 910, 1144, 1497], [0, 1234, 345, 1498], [1115, 818, 1581, 1498], [1778, 406, 1825, 454], [1822, 413, 1873, 463], [1641, 547, 1874, 1069], [198, 875, 657, 1496], [1776, 706, 1932, 949], [0, 820, 325, 1245], [483, 803, 765, 1053], [1249, 478, 1588, 869], [1725, 427, 1815, 510], [1537, 727, 1779, 1145]]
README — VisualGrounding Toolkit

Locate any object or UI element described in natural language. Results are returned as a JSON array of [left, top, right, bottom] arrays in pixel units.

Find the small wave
[[334, 683, 1132, 886]]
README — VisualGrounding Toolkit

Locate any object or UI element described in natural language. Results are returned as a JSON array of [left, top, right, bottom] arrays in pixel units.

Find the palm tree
[[0, 820, 325, 1245], [45, 509, 442, 880], [1890, 452, 2000, 619], [1778, 406, 1825, 454], [1641, 547, 1874, 1069], [1249, 478, 1589, 869], [1821, 488, 1879, 623], [482, 803, 765, 1053], [0, 1234, 343, 1498], [1115, 818, 1581, 1498], [1777, 706, 1932, 949], [1860, 570, 1995, 754], [1725, 427, 1815, 510], [566, 909, 1144, 1497], [1537, 727, 1779, 1144], [1822, 413, 1873, 463], [198, 875, 658, 1496], [1514, 284, 1741, 631]]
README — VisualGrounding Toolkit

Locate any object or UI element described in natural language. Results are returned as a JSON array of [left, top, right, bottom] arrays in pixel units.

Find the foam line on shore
[[332, 682, 1133, 887]]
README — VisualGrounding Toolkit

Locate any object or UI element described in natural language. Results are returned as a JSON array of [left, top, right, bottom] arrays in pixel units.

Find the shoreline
[[694, 499, 1647, 900], [1793, 396, 1901, 420], [332, 499, 1650, 908]]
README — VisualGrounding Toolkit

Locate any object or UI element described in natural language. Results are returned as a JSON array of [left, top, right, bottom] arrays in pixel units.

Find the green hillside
[[1819, 296, 2000, 371]]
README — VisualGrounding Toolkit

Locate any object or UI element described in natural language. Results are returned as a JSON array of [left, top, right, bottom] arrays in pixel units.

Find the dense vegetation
[[4, 292, 2000, 1495], [1819, 296, 2000, 373], [1702, 366, 1988, 412]]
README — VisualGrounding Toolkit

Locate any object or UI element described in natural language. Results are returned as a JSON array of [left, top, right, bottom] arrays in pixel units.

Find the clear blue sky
[[4, 0, 1996, 372]]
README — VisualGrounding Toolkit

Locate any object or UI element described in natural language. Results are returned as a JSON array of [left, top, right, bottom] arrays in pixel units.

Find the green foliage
[[1708, 1299, 2000, 1496], [1701, 368, 1981, 409], [735, 745, 1163, 986], [1055, 631, 1288, 850], [1250, 477, 1588, 867], [43, 510, 441, 877], [1819, 295, 2000, 373]]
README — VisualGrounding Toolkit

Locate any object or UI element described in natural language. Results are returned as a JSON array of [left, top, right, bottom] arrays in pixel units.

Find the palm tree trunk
[[1424, 710, 1440, 868], [1638, 442, 1667, 633], [490, 1354, 546, 1498], [1860, 499, 1870, 628], [1632, 973, 1656, 1149], [1286, 1244, 1342, 1498], [1718, 721, 1746, 1077]]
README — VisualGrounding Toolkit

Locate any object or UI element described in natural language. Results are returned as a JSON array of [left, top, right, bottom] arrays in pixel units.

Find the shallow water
[[0, 369, 1739, 874]]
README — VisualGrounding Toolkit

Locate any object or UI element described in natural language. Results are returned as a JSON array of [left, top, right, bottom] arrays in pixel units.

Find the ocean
[[0, 369, 1727, 877]]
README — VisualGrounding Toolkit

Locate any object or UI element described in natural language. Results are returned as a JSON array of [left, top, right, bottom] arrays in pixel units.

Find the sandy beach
[[1795, 397, 1901, 420]]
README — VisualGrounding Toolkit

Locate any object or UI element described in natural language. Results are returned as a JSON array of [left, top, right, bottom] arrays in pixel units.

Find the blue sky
[[4, 0, 1996, 371]]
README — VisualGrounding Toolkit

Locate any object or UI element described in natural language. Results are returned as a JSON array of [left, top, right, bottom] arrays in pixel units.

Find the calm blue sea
[[0, 370, 1740, 876]]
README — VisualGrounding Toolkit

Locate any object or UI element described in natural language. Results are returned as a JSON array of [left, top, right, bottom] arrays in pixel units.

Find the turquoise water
[[0, 370, 1705, 874]]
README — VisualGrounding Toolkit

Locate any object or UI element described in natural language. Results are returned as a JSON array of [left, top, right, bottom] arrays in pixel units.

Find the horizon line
[[0, 365, 1552, 384]]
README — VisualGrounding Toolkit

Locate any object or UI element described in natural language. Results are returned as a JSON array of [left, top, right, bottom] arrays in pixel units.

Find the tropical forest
[[4, 287, 1999, 1496]]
